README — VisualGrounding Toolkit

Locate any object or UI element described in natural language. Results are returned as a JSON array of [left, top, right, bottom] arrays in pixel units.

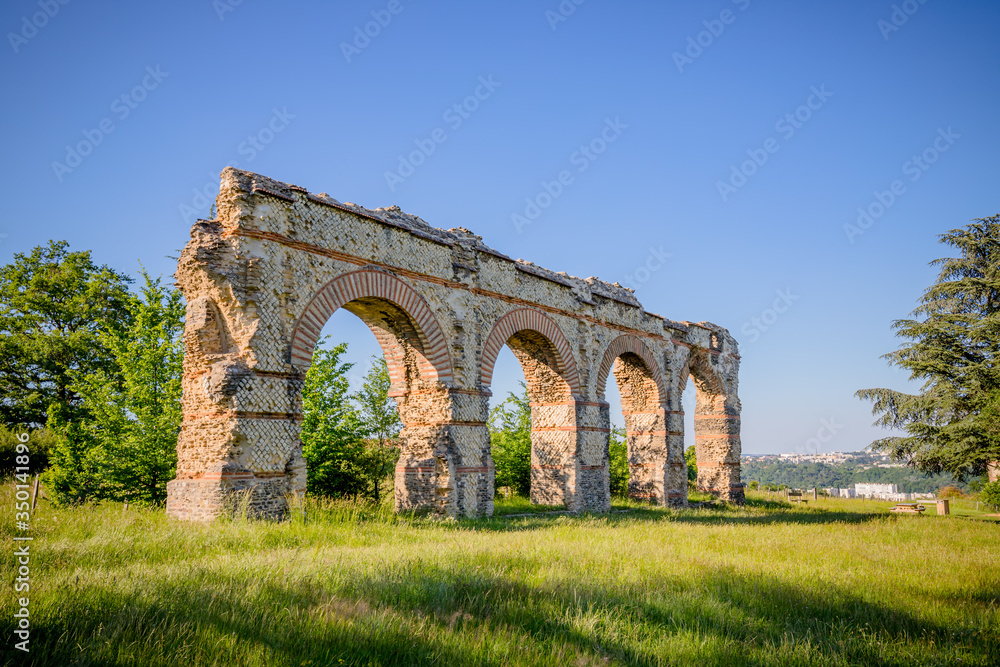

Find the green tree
[[45, 272, 184, 504], [857, 216, 1000, 480], [300, 341, 367, 499], [0, 241, 132, 428], [979, 480, 1000, 509], [685, 445, 698, 485], [608, 426, 629, 497], [489, 384, 532, 497], [353, 356, 402, 504]]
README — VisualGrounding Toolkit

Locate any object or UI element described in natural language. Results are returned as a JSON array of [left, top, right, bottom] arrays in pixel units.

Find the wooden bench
[[889, 503, 925, 514], [787, 490, 808, 503]]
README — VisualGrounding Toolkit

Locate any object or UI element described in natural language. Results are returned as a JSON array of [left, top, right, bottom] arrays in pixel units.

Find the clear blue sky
[[2, 0, 997, 455]]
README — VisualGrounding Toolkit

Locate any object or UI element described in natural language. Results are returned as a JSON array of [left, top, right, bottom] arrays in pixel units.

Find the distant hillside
[[740, 454, 963, 493]]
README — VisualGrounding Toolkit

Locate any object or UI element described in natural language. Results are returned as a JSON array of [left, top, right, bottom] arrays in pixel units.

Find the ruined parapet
[[166, 168, 744, 521]]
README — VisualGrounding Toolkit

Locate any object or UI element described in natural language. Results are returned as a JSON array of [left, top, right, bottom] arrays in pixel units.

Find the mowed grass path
[[2, 489, 997, 666]]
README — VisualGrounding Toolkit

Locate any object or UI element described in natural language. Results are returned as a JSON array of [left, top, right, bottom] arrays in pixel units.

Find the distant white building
[[855, 483, 898, 498], [839, 488, 855, 498]]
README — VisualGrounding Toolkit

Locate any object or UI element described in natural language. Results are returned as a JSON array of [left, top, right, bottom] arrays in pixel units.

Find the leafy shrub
[[301, 342, 368, 500], [979, 481, 1000, 509], [489, 385, 531, 498], [685, 445, 698, 488], [608, 426, 628, 497], [937, 485, 965, 499], [45, 273, 182, 505]]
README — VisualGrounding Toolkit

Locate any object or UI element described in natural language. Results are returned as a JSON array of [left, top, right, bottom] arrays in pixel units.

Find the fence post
[[30, 474, 40, 514]]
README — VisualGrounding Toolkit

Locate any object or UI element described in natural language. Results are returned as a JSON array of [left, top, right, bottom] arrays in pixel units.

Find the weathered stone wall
[[166, 168, 744, 520]]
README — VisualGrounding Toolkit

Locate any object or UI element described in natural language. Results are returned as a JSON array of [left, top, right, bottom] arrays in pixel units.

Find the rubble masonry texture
[[165, 168, 744, 521]]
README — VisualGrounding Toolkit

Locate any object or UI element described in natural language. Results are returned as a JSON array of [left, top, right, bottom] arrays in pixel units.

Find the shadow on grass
[[455, 496, 888, 533], [23, 579, 503, 667], [20, 560, 984, 667]]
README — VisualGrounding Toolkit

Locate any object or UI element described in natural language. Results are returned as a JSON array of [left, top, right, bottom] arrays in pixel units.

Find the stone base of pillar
[[666, 490, 688, 508], [531, 464, 573, 508], [394, 460, 441, 515], [454, 465, 495, 517], [628, 474, 666, 506], [166, 473, 292, 521], [721, 483, 745, 504], [394, 459, 496, 518], [666, 460, 689, 508], [696, 459, 745, 505], [578, 464, 610, 513]]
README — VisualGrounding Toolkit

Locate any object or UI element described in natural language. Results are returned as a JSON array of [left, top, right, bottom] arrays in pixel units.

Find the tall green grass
[[2, 485, 997, 666]]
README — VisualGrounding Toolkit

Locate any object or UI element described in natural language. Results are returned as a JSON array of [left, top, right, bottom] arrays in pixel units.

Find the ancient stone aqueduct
[[165, 168, 744, 521]]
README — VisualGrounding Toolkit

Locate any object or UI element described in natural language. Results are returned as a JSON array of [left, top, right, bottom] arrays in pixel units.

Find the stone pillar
[[665, 409, 688, 507], [576, 400, 611, 513], [394, 387, 493, 517], [530, 400, 578, 509], [528, 398, 609, 513], [694, 409, 744, 503], [988, 461, 999, 483], [623, 407, 670, 506], [166, 363, 307, 521]]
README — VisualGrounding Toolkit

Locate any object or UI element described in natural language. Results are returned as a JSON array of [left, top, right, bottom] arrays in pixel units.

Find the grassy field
[[2, 487, 997, 667]]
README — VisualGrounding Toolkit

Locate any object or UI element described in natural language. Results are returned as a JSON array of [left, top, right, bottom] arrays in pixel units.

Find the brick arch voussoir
[[479, 308, 580, 396], [680, 348, 727, 403], [289, 269, 453, 385], [596, 334, 667, 403]]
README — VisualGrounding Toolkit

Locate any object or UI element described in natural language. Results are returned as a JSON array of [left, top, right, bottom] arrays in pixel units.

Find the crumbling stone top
[[219, 167, 728, 339]]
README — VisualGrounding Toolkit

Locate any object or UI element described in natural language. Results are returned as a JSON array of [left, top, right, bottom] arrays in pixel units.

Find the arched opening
[[481, 309, 583, 509], [305, 305, 401, 506], [681, 374, 696, 497], [289, 269, 463, 514], [683, 348, 743, 502], [596, 335, 675, 506]]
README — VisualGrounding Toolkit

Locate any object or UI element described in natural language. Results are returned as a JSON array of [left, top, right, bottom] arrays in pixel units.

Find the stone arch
[[480, 308, 580, 396], [681, 347, 743, 503], [680, 349, 726, 405], [288, 268, 481, 516], [479, 308, 597, 510], [595, 335, 666, 403], [595, 335, 678, 506], [289, 268, 453, 391]]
